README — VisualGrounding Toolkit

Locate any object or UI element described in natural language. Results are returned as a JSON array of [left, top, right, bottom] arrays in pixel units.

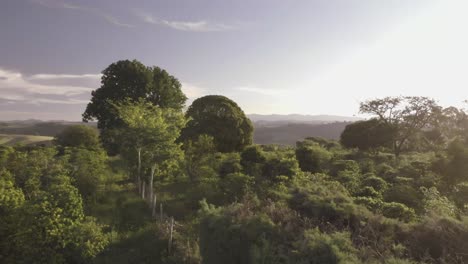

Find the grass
[[0, 134, 53, 146]]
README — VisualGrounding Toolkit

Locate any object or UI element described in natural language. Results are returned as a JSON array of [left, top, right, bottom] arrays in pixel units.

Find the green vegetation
[[2, 60, 468, 263]]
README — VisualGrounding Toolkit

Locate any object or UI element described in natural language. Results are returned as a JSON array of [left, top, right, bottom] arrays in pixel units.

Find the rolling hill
[[0, 134, 53, 146], [0, 116, 355, 146]]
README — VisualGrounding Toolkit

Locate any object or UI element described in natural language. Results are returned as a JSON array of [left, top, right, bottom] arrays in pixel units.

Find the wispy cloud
[[237, 86, 289, 96], [28, 73, 101, 80], [135, 10, 237, 32], [0, 68, 93, 105], [31, 0, 133, 28]]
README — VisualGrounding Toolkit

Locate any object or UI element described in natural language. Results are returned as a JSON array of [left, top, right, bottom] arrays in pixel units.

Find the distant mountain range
[[248, 114, 361, 124], [0, 114, 360, 146], [247, 114, 361, 145]]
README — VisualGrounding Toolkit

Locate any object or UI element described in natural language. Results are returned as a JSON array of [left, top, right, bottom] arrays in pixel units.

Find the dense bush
[[295, 142, 332, 173], [381, 202, 416, 222], [402, 217, 468, 263], [288, 174, 369, 229], [292, 228, 359, 264]]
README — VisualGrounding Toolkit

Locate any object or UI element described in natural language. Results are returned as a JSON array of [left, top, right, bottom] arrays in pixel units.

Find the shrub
[[54, 125, 100, 150], [354, 197, 383, 212], [356, 186, 382, 199], [384, 184, 423, 212], [381, 202, 416, 222], [288, 175, 368, 229], [359, 159, 376, 174], [403, 217, 468, 263], [295, 143, 332, 173], [330, 160, 360, 176], [362, 175, 388, 192], [375, 163, 396, 181], [292, 228, 359, 264], [198, 199, 282, 264], [219, 172, 254, 203], [420, 187, 457, 217]]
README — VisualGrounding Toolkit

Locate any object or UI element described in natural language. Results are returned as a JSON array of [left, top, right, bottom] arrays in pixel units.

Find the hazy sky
[[1, 0, 467, 120]]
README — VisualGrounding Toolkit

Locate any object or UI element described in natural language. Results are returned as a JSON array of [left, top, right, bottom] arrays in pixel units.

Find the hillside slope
[[253, 121, 350, 145]]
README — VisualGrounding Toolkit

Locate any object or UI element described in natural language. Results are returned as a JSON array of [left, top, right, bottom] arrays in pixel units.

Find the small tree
[[295, 142, 332, 173], [54, 125, 100, 150], [340, 119, 397, 152]]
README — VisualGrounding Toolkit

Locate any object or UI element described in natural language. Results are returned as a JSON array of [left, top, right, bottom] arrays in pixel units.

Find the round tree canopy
[[182, 95, 253, 153]]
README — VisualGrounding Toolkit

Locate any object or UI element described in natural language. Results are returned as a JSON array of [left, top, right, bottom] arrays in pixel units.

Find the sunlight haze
[[1, 0, 466, 120]]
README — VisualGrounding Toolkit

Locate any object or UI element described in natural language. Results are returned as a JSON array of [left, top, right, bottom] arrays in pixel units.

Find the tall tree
[[359, 96, 440, 156], [115, 99, 186, 207], [82, 59, 187, 153], [181, 95, 254, 153]]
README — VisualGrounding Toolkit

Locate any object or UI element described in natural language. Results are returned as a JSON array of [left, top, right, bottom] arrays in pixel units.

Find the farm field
[[0, 134, 53, 146]]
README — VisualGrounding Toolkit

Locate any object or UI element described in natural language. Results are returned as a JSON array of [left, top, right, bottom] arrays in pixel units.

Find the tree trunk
[[152, 194, 157, 218], [160, 203, 163, 220], [149, 164, 156, 206], [137, 176, 141, 194], [142, 181, 146, 200], [168, 217, 174, 254], [137, 147, 142, 193]]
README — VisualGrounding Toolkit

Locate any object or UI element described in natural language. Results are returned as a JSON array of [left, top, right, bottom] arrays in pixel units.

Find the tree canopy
[[54, 125, 100, 150], [340, 119, 397, 151], [181, 95, 254, 153], [82, 59, 187, 153], [359, 96, 440, 156]]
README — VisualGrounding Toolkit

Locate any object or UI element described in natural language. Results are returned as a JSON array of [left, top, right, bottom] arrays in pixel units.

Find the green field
[[0, 134, 53, 146]]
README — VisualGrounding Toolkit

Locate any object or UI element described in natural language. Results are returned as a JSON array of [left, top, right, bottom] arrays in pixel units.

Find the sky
[[1, 0, 468, 120]]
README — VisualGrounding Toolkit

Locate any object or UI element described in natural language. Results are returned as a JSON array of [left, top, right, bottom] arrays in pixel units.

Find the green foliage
[[359, 96, 440, 156], [5, 93, 468, 263], [184, 134, 217, 181], [356, 186, 382, 199], [381, 202, 416, 222], [453, 182, 468, 210], [341, 119, 397, 151], [261, 156, 299, 182], [304, 136, 341, 150], [402, 217, 468, 263], [295, 141, 332, 173], [116, 99, 186, 184], [67, 217, 110, 262], [241, 145, 266, 177], [444, 139, 468, 186], [329, 160, 361, 192], [0, 146, 110, 263], [65, 147, 109, 202], [54, 125, 100, 150], [219, 153, 242, 178], [198, 200, 278, 264], [182, 95, 253, 153], [82, 59, 187, 153], [293, 228, 359, 264], [354, 196, 383, 212], [219, 172, 254, 203], [361, 175, 388, 192], [420, 187, 457, 217], [288, 174, 367, 229], [384, 183, 423, 212]]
